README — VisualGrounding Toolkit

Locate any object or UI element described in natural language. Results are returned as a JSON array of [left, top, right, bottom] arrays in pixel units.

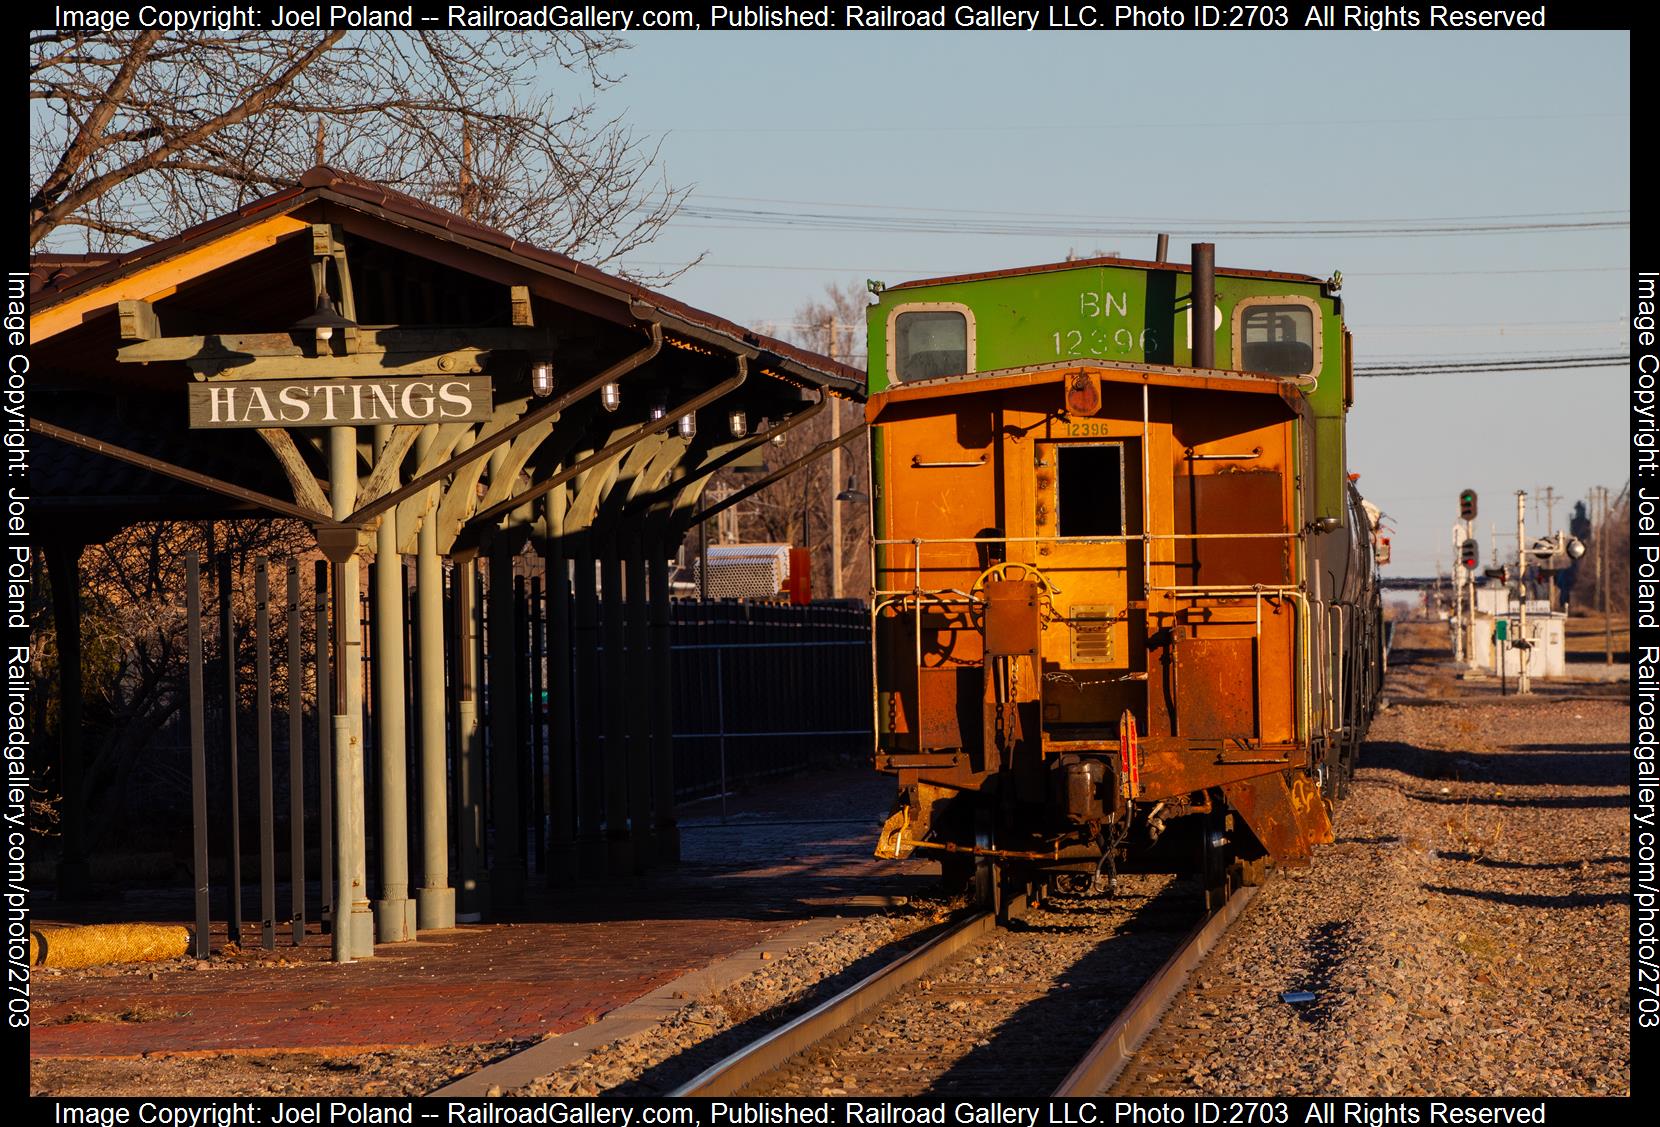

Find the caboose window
[[891, 305, 973, 381], [1234, 298, 1320, 377], [1056, 443, 1124, 537]]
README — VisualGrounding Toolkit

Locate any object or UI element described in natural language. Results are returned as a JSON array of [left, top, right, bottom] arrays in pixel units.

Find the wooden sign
[[188, 376, 493, 429]]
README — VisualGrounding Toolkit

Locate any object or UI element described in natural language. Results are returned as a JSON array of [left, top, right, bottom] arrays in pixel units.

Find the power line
[[1355, 352, 1627, 376], [620, 257, 1630, 279], [646, 111, 1628, 135], [689, 193, 1628, 227], [671, 204, 1628, 240]]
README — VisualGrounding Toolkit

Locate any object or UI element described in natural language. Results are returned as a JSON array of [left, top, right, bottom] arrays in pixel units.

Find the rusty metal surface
[[984, 580, 1042, 656], [1221, 771, 1333, 864], [1172, 471, 1289, 586], [1173, 637, 1257, 738], [916, 667, 972, 750], [1052, 885, 1257, 1096]]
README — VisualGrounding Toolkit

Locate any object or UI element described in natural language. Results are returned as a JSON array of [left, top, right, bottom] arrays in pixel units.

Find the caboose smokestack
[[1155, 233, 1169, 262], [1192, 242, 1215, 369]]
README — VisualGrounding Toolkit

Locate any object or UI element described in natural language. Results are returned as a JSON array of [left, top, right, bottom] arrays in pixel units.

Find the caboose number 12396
[[864, 243, 1385, 913]]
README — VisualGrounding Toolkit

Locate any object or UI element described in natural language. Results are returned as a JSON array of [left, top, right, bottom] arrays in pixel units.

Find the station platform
[[29, 766, 933, 1061]]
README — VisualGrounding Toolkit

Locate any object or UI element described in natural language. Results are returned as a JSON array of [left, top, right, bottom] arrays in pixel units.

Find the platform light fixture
[[728, 409, 748, 438], [292, 294, 355, 352], [601, 381, 622, 412], [677, 412, 697, 439], [649, 394, 667, 421], [835, 475, 868, 504], [530, 358, 555, 398]]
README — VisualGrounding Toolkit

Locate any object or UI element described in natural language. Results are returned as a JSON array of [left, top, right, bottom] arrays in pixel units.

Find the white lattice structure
[[696, 543, 792, 599]]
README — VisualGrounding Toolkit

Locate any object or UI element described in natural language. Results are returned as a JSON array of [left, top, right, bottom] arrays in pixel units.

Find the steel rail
[[1051, 884, 1257, 1096], [668, 908, 999, 1096]]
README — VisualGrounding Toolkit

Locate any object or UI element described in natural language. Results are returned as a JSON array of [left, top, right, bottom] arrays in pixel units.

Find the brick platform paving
[[30, 766, 932, 1059]]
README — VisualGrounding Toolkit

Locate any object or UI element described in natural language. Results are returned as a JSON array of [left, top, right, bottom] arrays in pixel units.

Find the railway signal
[[1459, 489, 1478, 521], [1460, 539, 1480, 571]]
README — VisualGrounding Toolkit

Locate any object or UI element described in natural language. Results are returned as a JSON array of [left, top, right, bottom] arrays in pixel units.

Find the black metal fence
[[160, 552, 871, 945], [667, 600, 872, 800]]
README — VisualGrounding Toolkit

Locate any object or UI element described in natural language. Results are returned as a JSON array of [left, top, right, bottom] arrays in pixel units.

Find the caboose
[[865, 245, 1383, 911]]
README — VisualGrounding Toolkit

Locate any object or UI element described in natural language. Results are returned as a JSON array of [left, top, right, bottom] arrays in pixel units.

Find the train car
[[865, 245, 1385, 912]]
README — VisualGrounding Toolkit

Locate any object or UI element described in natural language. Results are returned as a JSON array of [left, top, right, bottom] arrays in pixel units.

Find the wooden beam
[[117, 300, 160, 341], [256, 428, 331, 514], [30, 418, 335, 524], [476, 418, 554, 512], [32, 214, 312, 341], [354, 425, 421, 510], [190, 350, 492, 379], [118, 325, 555, 367]]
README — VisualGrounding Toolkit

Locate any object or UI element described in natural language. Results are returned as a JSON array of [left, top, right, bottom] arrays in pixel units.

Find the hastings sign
[[188, 375, 493, 429]]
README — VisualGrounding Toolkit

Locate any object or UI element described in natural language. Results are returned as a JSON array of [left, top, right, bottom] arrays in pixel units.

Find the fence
[[666, 600, 872, 801], [120, 549, 872, 952]]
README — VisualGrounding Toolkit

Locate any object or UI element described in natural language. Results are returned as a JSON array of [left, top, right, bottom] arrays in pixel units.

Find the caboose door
[[1031, 437, 1146, 734]]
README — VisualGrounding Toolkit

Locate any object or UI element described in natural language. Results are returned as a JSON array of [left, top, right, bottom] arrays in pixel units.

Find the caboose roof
[[885, 254, 1326, 293], [867, 359, 1309, 422]]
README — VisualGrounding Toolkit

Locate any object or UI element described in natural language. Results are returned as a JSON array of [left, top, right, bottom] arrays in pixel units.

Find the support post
[[453, 555, 488, 920], [372, 427, 416, 941], [649, 533, 679, 862], [219, 554, 242, 942], [573, 545, 606, 875], [487, 535, 526, 906], [544, 488, 579, 883], [624, 533, 654, 870], [187, 553, 210, 957], [256, 558, 276, 951], [830, 396, 843, 600], [326, 425, 374, 961], [287, 560, 306, 946], [314, 560, 333, 932], [415, 438, 455, 929], [528, 575, 546, 875], [599, 545, 632, 875]]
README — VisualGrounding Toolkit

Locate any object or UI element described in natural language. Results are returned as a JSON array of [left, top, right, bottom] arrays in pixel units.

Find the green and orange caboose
[[864, 246, 1384, 911]]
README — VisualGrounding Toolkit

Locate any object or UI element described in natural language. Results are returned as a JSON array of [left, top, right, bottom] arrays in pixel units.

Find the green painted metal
[[867, 259, 1351, 519]]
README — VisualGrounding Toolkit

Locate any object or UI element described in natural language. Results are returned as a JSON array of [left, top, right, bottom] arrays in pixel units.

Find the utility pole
[[827, 315, 843, 600], [1451, 522, 1465, 664], [1515, 490, 1530, 695], [1543, 485, 1557, 536], [1598, 485, 1611, 663]]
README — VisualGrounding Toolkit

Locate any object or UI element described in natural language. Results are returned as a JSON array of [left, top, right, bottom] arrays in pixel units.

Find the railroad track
[[1053, 885, 1255, 1096], [669, 876, 1248, 1097]]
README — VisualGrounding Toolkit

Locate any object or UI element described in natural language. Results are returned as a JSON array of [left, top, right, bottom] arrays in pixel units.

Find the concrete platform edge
[[433, 916, 858, 1096]]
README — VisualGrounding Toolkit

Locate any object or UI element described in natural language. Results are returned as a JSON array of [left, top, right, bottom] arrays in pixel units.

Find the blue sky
[[571, 30, 1629, 578]]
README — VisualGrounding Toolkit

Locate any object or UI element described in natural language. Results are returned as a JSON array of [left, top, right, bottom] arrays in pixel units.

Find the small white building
[[1470, 607, 1566, 678]]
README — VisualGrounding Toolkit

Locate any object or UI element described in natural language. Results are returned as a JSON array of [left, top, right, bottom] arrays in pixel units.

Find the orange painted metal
[[873, 359, 1335, 864]]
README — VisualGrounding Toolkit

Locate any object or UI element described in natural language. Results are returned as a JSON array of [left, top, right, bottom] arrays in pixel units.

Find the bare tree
[[33, 519, 315, 849], [714, 282, 872, 600], [29, 30, 689, 275]]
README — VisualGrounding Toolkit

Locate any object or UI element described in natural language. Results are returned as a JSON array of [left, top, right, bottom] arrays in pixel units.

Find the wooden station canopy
[[30, 165, 864, 546], [29, 168, 866, 962]]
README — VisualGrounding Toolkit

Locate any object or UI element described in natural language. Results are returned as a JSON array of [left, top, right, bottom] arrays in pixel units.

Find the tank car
[[864, 245, 1385, 913]]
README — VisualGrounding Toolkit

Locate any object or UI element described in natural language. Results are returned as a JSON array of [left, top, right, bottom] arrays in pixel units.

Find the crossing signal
[[1458, 489, 1477, 521], [1484, 565, 1509, 583], [1460, 539, 1480, 570]]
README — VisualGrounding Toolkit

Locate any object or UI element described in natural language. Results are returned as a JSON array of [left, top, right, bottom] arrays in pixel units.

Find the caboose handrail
[[871, 531, 1297, 547]]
